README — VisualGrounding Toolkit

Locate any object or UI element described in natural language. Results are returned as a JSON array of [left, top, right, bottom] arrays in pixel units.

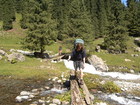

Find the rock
[[15, 96, 29, 102], [0, 50, 6, 56], [124, 59, 131, 62], [134, 38, 140, 46], [32, 89, 38, 92], [62, 101, 69, 105], [38, 99, 45, 104], [20, 91, 31, 96], [7, 52, 25, 62], [52, 77, 58, 81], [90, 94, 94, 100], [134, 47, 140, 52], [44, 86, 50, 90], [95, 102, 107, 105], [49, 104, 57, 105], [57, 80, 62, 83], [88, 55, 108, 71], [130, 69, 134, 73], [10, 49, 16, 52], [0, 55, 2, 60], [52, 99, 61, 105], [95, 45, 101, 52], [131, 54, 139, 57]]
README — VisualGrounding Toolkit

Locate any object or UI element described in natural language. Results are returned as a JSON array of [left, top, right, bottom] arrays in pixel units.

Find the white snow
[[64, 60, 140, 80]]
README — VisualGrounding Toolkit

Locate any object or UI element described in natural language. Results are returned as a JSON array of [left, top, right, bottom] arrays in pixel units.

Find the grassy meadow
[[0, 13, 140, 80]]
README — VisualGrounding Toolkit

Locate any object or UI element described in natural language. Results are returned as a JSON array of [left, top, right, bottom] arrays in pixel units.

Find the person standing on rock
[[68, 39, 86, 85]]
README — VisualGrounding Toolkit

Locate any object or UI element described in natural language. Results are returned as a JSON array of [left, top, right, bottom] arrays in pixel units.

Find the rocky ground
[[0, 76, 54, 105]]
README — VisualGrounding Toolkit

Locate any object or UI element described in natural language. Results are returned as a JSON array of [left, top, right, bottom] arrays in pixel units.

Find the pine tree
[[20, 0, 30, 29], [2, 0, 15, 30], [52, 0, 71, 40], [104, 0, 128, 53], [23, 0, 58, 55], [67, 0, 94, 43], [97, 0, 108, 37], [85, 0, 99, 38], [127, 0, 140, 36]]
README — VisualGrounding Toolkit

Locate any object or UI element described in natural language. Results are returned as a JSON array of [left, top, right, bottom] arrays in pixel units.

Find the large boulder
[[134, 38, 140, 46], [88, 55, 108, 72], [7, 52, 25, 62]]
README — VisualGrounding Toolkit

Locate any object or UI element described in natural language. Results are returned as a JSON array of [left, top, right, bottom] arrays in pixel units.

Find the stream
[[64, 60, 140, 105]]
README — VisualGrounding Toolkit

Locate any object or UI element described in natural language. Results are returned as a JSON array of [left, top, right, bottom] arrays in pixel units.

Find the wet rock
[[88, 55, 108, 71], [52, 99, 61, 105], [62, 101, 69, 105], [95, 102, 107, 105], [44, 86, 50, 90], [130, 69, 134, 73], [20, 91, 31, 96], [90, 94, 95, 100], [38, 99, 45, 104], [57, 80, 62, 83], [30, 104, 37, 105], [15, 96, 29, 102]]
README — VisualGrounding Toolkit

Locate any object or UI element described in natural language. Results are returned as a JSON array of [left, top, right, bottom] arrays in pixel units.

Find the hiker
[[68, 39, 86, 85], [58, 46, 62, 55]]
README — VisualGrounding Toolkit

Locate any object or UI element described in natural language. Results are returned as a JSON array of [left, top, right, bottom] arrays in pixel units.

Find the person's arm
[[68, 55, 71, 61], [83, 57, 85, 64]]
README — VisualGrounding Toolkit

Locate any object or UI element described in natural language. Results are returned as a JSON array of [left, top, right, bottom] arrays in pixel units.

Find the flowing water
[[63, 60, 140, 105]]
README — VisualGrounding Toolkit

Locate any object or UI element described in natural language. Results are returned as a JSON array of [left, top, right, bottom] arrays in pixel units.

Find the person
[[58, 46, 62, 55], [68, 43, 86, 85]]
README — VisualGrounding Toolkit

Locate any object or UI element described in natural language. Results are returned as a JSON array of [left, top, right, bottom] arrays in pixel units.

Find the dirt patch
[[0, 76, 52, 105]]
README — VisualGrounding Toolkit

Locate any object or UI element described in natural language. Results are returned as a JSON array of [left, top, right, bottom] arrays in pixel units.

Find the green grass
[[0, 56, 68, 79], [86, 37, 140, 73]]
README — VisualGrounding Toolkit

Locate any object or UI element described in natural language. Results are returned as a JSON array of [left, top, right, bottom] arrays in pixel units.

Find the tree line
[[0, 0, 140, 54]]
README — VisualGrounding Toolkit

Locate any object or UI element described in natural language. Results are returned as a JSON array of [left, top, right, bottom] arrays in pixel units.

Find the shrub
[[101, 81, 121, 93]]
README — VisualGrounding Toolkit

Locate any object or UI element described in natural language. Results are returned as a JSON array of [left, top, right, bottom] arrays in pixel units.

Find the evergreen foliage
[[1, 0, 15, 30], [104, 0, 128, 53], [67, 0, 94, 43], [23, 0, 58, 54], [127, 0, 140, 36]]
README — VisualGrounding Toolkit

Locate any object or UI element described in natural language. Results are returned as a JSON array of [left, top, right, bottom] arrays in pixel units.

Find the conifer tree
[[127, 0, 140, 36], [2, 0, 15, 30], [104, 0, 128, 53], [52, 0, 71, 40], [97, 0, 108, 37], [23, 0, 58, 55], [85, 0, 99, 38], [67, 0, 94, 43]]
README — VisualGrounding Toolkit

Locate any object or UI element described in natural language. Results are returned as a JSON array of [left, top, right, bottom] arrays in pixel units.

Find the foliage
[[101, 81, 121, 93], [104, 0, 128, 54], [55, 91, 71, 102], [22, 0, 58, 54], [127, 0, 140, 37]]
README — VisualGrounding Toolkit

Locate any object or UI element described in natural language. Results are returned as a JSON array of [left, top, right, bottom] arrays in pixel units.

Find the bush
[[101, 81, 121, 93]]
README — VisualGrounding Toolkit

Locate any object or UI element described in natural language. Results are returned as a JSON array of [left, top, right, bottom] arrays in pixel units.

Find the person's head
[[75, 43, 83, 51]]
